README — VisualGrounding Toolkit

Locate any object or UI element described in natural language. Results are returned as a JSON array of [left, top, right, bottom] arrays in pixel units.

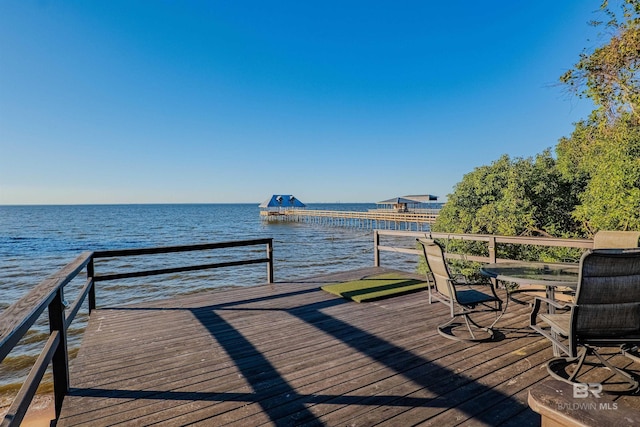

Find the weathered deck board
[[56, 267, 640, 426]]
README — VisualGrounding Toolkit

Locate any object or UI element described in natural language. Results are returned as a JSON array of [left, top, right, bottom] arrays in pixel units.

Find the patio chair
[[510, 230, 640, 306], [417, 238, 503, 342], [530, 248, 640, 392]]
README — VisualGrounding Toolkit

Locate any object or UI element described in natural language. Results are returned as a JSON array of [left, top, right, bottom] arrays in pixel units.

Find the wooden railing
[[0, 238, 273, 427], [373, 230, 594, 266], [0, 252, 92, 427]]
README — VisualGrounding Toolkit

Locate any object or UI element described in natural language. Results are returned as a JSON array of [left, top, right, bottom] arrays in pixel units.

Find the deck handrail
[[0, 238, 273, 427], [373, 230, 594, 266], [0, 251, 92, 427]]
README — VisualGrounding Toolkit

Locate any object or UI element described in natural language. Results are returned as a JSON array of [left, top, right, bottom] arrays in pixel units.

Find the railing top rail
[[493, 235, 592, 248], [284, 209, 436, 218], [375, 230, 594, 249], [93, 238, 272, 258], [0, 251, 93, 362], [1, 238, 275, 364]]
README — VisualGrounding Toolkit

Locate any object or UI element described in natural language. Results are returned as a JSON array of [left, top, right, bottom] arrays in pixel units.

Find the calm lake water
[[0, 203, 424, 403]]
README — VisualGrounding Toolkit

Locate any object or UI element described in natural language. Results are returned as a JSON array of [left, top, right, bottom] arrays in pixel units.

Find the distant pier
[[260, 208, 438, 231]]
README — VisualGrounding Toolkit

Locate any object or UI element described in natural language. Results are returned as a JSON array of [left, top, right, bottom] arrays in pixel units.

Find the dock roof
[[376, 194, 438, 205], [259, 194, 306, 208]]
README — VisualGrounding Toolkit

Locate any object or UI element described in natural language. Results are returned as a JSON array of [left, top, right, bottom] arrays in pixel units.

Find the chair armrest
[[530, 296, 574, 327], [530, 297, 544, 328], [451, 273, 465, 283], [533, 296, 574, 310]]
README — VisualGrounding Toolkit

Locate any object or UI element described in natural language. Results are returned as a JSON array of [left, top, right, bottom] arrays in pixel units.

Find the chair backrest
[[573, 248, 640, 339], [418, 238, 453, 299], [592, 230, 640, 249]]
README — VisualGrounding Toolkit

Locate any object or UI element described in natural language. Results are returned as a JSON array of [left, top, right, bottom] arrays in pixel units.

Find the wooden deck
[[56, 267, 640, 426]]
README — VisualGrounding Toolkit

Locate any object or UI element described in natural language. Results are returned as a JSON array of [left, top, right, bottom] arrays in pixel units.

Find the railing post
[[87, 257, 96, 312], [267, 239, 274, 283], [48, 288, 69, 418], [488, 236, 497, 263], [374, 230, 380, 267]]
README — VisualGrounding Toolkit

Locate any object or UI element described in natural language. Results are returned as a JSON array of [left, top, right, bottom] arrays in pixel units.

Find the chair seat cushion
[[457, 288, 498, 306]]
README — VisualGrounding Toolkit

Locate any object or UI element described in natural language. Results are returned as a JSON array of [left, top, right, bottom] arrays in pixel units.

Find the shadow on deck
[[56, 267, 637, 426]]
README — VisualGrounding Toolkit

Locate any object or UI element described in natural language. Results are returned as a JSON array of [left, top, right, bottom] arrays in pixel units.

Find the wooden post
[[488, 236, 497, 263], [488, 236, 499, 290], [374, 230, 380, 267], [87, 257, 96, 312], [267, 239, 274, 283], [48, 288, 69, 418]]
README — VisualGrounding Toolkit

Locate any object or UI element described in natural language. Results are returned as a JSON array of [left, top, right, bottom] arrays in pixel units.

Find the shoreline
[[1, 394, 55, 427]]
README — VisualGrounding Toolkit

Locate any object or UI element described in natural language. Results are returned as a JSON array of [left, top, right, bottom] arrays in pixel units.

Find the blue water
[[0, 203, 422, 402]]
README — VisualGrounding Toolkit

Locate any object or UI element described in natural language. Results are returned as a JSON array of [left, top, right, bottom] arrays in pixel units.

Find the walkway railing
[[260, 209, 438, 230], [0, 238, 273, 427]]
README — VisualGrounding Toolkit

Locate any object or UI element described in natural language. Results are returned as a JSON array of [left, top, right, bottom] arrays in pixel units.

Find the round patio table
[[480, 261, 579, 288], [481, 261, 579, 356]]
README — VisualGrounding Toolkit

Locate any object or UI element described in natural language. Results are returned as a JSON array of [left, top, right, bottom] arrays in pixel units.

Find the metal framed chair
[[530, 248, 640, 392], [417, 238, 503, 342], [511, 230, 640, 306]]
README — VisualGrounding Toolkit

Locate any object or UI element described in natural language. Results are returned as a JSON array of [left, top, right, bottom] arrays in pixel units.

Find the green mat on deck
[[321, 273, 428, 303]]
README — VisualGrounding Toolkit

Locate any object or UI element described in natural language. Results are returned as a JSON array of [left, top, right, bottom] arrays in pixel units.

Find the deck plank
[[56, 267, 640, 426]]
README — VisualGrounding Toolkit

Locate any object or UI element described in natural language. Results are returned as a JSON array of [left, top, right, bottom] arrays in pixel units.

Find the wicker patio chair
[[530, 248, 640, 392], [417, 238, 503, 342]]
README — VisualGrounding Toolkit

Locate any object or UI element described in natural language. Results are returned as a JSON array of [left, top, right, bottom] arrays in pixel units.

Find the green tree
[[433, 151, 581, 266], [434, 151, 579, 238], [557, 0, 640, 234], [557, 113, 640, 233], [560, 0, 640, 123]]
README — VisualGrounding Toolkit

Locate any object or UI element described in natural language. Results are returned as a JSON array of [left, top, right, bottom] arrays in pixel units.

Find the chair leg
[[488, 299, 506, 329], [547, 346, 640, 393], [547, 347, 588, 383], [463, 315, 477, 340], [621, 344, 640, 364], [437, 314, 495, 342], [592, 347, 640, 391]]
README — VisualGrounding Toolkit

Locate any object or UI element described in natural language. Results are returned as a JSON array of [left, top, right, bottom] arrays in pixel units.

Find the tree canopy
[[435, 0, 640, 241], [560, 0, 640, 124], [557, 113, 640, 232], [433, 151, 579, 238]]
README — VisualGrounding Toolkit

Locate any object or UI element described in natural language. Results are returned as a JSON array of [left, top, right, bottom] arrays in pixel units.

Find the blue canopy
[[259, 195, 306, 208]]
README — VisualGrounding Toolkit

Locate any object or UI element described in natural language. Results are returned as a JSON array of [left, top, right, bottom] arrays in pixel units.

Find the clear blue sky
[[1, 1, 602, 204]]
